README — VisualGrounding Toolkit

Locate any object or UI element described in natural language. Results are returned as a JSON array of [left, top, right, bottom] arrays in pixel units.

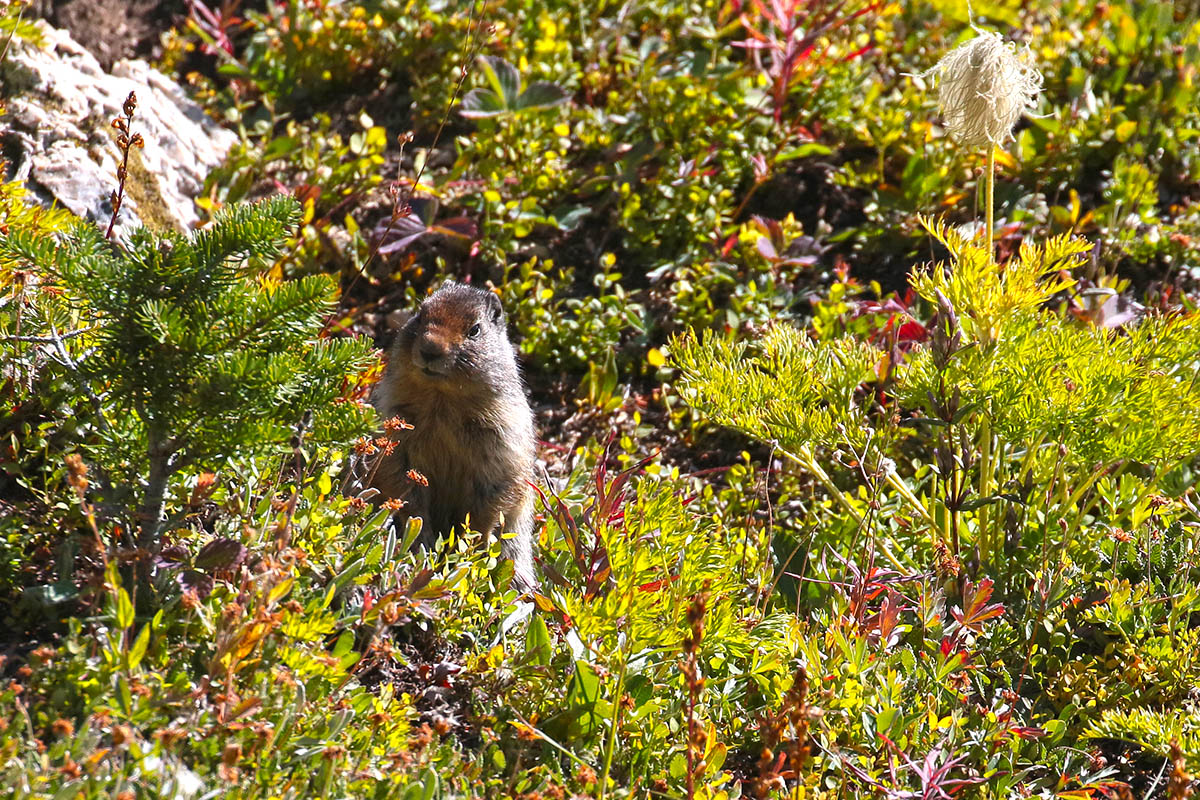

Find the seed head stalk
[[106, 92, 144, 241], [919, 28, 1042, 564], [985, 145, 995, 261]]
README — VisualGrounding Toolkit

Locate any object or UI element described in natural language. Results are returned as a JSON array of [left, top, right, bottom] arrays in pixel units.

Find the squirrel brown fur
[[370, 282, 537, 590]]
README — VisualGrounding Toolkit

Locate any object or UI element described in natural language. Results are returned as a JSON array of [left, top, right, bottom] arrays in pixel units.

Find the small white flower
[[924, 30, 1043, 147], [955, 220, 987, 241]]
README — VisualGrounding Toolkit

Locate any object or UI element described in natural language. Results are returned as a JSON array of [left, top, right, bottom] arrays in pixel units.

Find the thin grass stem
[[985, 145, 996, 261], [598, 653, 628, 800]]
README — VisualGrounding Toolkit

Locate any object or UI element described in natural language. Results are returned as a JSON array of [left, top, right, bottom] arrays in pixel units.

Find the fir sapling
[[0, 197, 376, 555]]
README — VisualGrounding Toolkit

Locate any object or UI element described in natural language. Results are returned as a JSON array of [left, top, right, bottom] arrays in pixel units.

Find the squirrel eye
[[468, 323, 482, 338]]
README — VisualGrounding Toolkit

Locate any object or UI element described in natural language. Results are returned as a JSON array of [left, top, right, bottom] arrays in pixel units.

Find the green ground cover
[[2, 0, 1199, 797]]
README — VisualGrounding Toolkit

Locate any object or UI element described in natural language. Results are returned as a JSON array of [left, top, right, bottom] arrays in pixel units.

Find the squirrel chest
[[387, 393, 531, 533]]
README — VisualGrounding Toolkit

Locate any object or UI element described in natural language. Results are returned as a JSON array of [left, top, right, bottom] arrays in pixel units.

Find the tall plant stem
[[976, 414, 993, 564], [984, 145, 996, 261], [781, 447, 906, 571], [598, 654, 628, 800]]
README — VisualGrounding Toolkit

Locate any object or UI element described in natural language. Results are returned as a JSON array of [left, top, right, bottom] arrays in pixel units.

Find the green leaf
[[566, 660, 603, 738], [460, 56, 568, 118], [1114, 9, 1139, 54], [116, 586, 134, 630], [958, 495, 1005, 512], [127, 623, 151, 670], [516, 81, 570, 111], [400, 516, 424, 554], [707, 741, 727, 773], [332, 629, 355, 659], [480, 55, 520, 106], [776, 142, 833, 162], [421, 768, 441, 800], [525, 614, 553, 666], [1114, 120, 1137, 142], [673, 326, 880, 452], [118, 675, 133, 716], [22, 583, 78, 607], [460, 88, 507, 118]]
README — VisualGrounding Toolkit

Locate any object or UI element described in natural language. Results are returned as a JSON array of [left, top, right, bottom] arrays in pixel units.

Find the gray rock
[[1, 22, 236, 236]]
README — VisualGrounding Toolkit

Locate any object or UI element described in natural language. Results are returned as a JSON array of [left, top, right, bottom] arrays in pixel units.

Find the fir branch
[[0, 325, 98, 343], [43, 317, 110, 436]]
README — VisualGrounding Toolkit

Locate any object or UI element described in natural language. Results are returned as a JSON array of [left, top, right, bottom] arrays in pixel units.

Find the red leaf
[[637, 575, 680, 593], [842, 43, 874, 61], [1006, 726, 1046, 740], [897, 319, 927, 342], [876, 587, 901, 644], [721, 233, 739, 257], [951, 578, 1005, 631]]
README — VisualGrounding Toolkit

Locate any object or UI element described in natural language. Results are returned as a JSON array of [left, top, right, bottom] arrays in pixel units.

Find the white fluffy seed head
[[926, 30, 1043, 148]]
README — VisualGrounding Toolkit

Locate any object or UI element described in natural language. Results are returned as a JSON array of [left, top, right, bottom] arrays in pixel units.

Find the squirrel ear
[[485, 290, 504, 323]]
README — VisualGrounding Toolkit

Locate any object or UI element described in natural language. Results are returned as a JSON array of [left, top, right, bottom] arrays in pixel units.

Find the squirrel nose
[[418, 342, 447, 364]]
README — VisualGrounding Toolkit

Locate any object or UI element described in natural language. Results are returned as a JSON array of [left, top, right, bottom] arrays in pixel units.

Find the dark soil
[[357, 625, 478, 741], [33, 0, 186, 69]]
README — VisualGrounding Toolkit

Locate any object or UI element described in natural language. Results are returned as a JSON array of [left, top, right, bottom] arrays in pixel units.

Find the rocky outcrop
[[1, 22, 235, 236]]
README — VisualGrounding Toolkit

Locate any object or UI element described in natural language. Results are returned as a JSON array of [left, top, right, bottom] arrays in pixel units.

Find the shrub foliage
[[2, 0, 1199, 798]]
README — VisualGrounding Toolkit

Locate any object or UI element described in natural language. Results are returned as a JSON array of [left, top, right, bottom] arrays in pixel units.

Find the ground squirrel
[[370, 282, 537, 590]]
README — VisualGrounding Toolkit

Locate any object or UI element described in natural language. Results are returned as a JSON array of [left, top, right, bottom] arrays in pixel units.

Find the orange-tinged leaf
[[230, 696, 263, 720], [941, 191, 968, 207], [531, 593, 558, 613], [952, 578, 1004, 631], [232, 623, 268, 662], [268, 578, 294, 605]]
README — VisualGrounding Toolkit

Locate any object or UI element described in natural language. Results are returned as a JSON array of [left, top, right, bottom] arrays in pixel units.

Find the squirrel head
[[398, 282, 509, 381]]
